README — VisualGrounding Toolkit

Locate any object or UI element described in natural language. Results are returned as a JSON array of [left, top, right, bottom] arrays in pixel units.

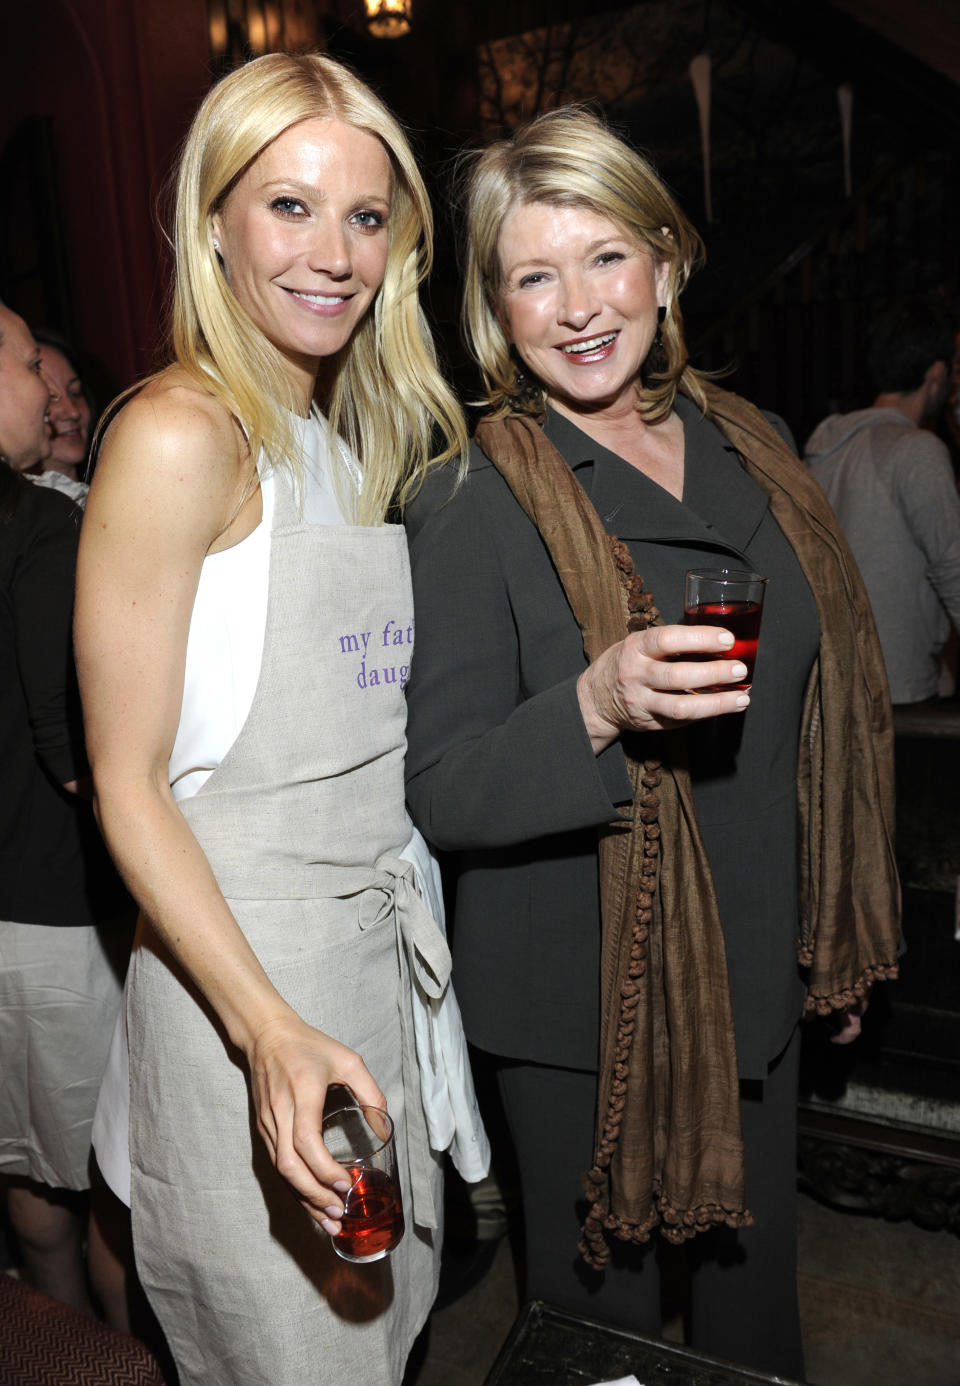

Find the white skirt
[[0, 919, 127, 1190]]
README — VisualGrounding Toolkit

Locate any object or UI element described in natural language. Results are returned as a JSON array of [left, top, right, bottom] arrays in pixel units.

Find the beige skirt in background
[[0, 919, 126, 1190]]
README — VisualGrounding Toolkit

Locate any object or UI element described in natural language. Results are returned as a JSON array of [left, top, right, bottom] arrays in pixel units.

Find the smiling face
[[0, 306, 56, 471], [497, 201, 669, 424], [40, 344, 91, 474], [211, 116, 392, 404]]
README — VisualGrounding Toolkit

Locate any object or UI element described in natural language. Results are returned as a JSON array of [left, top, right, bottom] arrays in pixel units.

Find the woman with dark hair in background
[[0, 302, 127, 1313], [404, 108, 901, 1380], [33, 331, 94, 481], [18, 329, 97, 509]]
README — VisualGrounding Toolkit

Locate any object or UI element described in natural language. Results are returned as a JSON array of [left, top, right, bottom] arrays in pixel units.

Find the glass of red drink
[[321, 1102, 405, 1263], [683, 568, 768, 692]]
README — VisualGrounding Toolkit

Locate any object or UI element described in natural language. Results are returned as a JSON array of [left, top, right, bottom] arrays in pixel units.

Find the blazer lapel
[[543, 401, 769, 561]]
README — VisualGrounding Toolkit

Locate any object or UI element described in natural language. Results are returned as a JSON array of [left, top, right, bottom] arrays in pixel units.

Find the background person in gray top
[[805, 303, 960, 704]]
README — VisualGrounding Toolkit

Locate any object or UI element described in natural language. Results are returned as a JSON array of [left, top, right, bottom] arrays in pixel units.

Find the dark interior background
[[1, 0, 958, 447]]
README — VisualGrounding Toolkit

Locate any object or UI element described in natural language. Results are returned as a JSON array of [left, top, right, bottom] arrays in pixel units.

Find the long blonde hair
[[171, 51, 465, 521], [461, 106, 707, 423]]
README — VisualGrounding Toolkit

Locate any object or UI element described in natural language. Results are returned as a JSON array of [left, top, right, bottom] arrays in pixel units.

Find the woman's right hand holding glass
[[577, 623, 751, 752]]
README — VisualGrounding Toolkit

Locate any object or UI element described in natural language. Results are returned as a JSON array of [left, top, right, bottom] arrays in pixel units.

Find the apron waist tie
[[356, 855, 450, 1231]]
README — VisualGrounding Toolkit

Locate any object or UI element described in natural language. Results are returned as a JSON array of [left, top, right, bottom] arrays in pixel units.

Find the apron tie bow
[[355, 854, 453, 1230]]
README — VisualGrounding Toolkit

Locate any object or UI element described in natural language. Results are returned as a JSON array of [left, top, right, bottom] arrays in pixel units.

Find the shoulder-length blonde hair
[[461, 105, 707, 424], [171, 51, 465, 522]]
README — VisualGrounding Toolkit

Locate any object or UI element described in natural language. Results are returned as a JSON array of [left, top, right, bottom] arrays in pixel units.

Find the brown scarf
[[474, 382, 900, 1267]]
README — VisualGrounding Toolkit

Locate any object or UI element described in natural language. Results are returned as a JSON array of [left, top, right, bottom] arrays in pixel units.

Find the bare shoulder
[[103, 369, 243, 474], [90, 368, 249, 539]]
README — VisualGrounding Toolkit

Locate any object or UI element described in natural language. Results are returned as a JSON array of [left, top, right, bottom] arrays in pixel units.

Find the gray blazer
[[405, 401, 819, 1078]]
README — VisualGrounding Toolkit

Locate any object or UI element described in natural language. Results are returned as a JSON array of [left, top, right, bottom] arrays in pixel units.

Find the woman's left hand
[[829, 996, 868, 1044]]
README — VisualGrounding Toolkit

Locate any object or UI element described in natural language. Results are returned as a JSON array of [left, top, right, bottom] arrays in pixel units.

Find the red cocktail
[[322, 1102, 404, 1263], [683, 569, 767, 692], [333, 1166, 405, 1261]]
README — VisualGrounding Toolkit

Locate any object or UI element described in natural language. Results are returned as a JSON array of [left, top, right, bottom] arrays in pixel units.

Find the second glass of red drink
[[321, 1101, 405, 1263], [683, 568, 768, 692]]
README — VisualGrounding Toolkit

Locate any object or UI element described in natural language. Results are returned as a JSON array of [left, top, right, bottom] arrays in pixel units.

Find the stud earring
[[212, 238, 221, 254]]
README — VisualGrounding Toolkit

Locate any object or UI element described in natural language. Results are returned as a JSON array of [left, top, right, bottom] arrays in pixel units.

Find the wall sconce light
[[364, 0, 411, 38]]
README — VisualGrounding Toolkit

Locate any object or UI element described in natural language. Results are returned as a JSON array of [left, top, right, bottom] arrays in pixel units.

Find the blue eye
[[270, 196, 306, 217], [352, 209, 386, 230], [517, 272, 547, 289], [596, 251, 624, 266]]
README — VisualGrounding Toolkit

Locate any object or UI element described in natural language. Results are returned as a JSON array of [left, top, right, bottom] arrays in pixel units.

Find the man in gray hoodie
[[805, 306, 960, 704]]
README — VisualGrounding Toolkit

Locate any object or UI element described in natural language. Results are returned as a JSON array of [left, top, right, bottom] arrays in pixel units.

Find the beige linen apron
[[127, 468, 442, 1386]]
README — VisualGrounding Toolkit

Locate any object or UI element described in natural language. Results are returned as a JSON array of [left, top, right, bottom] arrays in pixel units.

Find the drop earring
[[645, 304, 668, 380], [509, 347, 542, 410]]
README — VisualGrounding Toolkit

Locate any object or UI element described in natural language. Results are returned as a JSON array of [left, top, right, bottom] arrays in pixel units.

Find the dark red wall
[[1, 0, 212, 389]]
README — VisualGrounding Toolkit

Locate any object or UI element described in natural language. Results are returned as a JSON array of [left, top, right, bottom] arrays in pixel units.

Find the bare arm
[[75, 383, 379, 1225]]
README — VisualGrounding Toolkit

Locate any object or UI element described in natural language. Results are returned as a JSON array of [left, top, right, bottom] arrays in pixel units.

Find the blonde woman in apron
[[74, 54, 473, 1386]]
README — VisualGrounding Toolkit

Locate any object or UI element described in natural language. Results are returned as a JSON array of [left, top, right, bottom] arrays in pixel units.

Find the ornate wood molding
[[798, 1119, 960, 1235]]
